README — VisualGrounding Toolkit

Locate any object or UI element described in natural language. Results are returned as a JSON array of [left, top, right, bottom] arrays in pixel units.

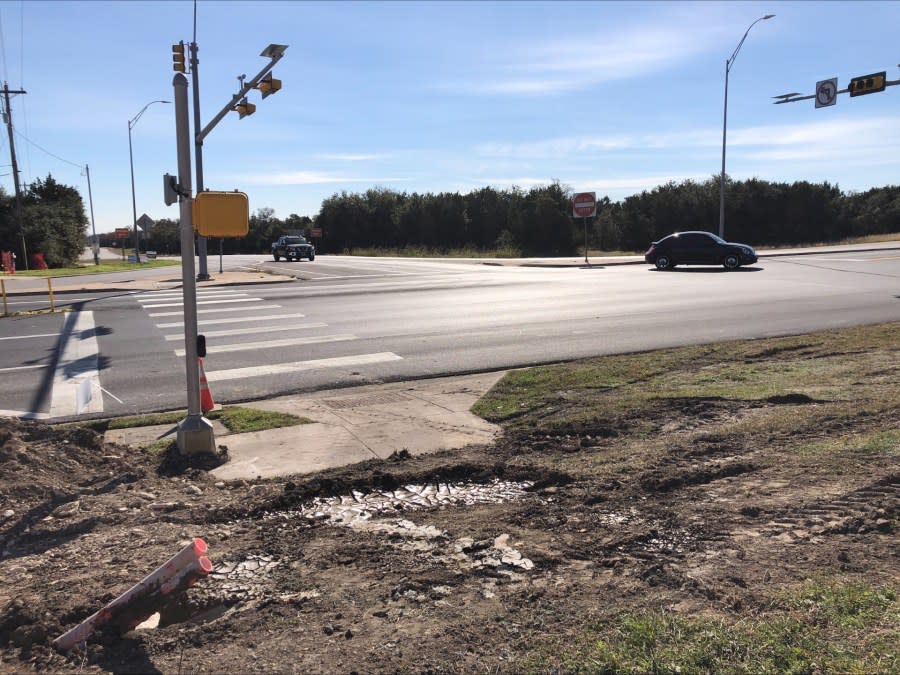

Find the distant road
[[2, 247, 900, 420]]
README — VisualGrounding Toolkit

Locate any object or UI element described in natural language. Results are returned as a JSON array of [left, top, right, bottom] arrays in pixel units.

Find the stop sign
[[573, 192, 596, 218]]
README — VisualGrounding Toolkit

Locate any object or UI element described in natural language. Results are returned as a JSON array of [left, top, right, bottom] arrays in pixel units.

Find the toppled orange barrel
[[53, 538, 211, 652]]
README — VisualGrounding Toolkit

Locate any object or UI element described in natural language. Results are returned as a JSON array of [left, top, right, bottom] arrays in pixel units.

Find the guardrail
[[0, 277, 57, 316]]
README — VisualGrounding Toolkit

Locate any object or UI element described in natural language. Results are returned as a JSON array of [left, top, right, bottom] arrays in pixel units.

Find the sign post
[[115, 227, 130, 260], [573, 192, 597, 265]]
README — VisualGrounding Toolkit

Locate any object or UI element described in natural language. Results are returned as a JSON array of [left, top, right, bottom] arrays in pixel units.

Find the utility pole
[[2, 82, 28, 270], [85, 165, 99, 265]]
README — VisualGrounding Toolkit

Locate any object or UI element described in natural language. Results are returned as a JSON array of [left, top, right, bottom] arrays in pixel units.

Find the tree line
[[2, 174, 899, 268], [0, 176, 88, 268], [128, 178, 900, 258]]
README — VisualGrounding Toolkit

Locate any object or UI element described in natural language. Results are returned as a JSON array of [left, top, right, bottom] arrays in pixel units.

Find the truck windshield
[[283, 237, 306, 244]]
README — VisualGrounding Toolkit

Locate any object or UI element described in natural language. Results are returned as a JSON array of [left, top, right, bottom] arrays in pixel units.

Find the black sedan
[[644, 231, 757, 270]]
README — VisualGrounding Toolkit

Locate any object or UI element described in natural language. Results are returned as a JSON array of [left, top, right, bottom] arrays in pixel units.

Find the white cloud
[[478, 135, 634, 158], [475, 116, 900, 159], [231, 171, 410, 186], [729, 117, 899, 147], [440, 9, 732, 97], [315, 153, 387, 162], [590, 174, 709, 191]]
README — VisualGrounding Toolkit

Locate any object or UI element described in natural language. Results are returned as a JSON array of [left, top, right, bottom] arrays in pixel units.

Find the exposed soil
[[0, 390, 897, 673]]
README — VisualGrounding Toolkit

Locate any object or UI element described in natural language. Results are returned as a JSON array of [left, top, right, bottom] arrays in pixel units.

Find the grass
[[3, 259, 179, 277], [78, 405, 313, 436], [474, 322, 900, 672], [517, 580, 898, 674], [472, 323, 900, 433]]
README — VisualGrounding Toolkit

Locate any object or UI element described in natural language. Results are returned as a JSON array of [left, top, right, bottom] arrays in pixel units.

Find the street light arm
[[128, 99, 169, 264], [727, 14, 775, 72], [129, 99, 170, 131], [719, 13, 773, 240]]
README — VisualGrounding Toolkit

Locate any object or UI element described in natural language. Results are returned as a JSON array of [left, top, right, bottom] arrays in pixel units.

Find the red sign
[[309, 228, 323, 238], [573, 192, 596, 218], [115, 228, 130, 239]]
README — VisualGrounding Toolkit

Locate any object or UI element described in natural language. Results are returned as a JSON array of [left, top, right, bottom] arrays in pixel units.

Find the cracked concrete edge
[[105, 371, 509, 481]]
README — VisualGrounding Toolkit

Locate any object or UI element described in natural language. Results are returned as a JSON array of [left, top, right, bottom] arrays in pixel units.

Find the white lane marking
[[174, 334, 357, 356], [0, 409, 49, 420], [48, 310, 104, 417], [165, 323, 327, 340], [136, 292, 249, 302], [142, 297, 262, 309], [148, 303, 282, 317], [156, 313, 298, 329], [0, 333, 59, 341], [205, 352, 403, 382], [0, 364, 48, 372]]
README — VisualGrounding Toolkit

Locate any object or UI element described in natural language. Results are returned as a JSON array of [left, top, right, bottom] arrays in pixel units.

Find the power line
[[13, 128, 82, 169], [0, 8, 8, 84]]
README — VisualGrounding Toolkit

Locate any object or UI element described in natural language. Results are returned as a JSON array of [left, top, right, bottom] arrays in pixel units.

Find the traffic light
[[257, 73, 282, 99], [172, 42, 186, 73], [235, 97, 256, 119], [849, 71, 886, 97]]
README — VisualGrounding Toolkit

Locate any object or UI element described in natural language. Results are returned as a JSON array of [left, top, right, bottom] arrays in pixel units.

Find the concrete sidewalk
[[105, 371, 507, 482]]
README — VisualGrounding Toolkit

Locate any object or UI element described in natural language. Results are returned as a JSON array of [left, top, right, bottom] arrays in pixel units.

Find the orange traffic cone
[[198, 357, 216, 413]]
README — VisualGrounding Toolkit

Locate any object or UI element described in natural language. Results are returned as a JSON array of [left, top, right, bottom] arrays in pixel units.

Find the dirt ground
[[0, 389, 897, 672]]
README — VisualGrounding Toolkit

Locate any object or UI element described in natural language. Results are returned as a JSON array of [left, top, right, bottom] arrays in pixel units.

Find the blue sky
[[0, 0, 898, 233]]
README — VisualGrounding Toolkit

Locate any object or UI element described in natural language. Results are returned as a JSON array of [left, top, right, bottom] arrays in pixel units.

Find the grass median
[[471, 321, 899, 673]]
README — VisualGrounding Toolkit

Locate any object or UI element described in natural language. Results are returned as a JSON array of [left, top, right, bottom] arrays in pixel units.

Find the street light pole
[[128, 99, 169, 263], [719, 14, 774, 239]]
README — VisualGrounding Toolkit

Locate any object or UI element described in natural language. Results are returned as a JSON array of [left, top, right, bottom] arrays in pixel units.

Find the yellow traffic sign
[[193, 191, 249, 237]]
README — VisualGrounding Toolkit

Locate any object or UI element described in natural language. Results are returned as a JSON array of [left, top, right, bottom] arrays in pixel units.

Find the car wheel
[[309, 253, 315, 261], [723, 254, 740, 270], [273, 254, 280, 261], [655, 255, 671, 270]]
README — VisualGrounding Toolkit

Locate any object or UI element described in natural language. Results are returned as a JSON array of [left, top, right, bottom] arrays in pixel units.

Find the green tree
[[21, 175, 88, 267]]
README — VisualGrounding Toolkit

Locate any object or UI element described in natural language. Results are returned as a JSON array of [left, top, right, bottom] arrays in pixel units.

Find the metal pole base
[[176, 414, 216, 455], [196, 274, 211, 281]]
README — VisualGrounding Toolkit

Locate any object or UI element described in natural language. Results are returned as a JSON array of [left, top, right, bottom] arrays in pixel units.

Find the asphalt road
[[2, 248, 900, 420]]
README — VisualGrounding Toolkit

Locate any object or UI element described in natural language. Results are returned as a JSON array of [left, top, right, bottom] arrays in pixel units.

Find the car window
[[676, 234, 701, 246]]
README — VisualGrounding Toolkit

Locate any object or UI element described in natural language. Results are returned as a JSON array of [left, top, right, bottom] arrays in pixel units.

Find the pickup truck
[[271, 235, 315, 262]]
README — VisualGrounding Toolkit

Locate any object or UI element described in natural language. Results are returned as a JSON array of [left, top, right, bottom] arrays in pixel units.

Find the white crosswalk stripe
[[165, 323, 327, 340], [205, 352, 403, 382], [174, 334, 357, 357], [134, 287, 404, 382]]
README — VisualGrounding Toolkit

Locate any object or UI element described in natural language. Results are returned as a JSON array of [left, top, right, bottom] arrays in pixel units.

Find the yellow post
[[47, 278, 56, 312], [1, 279, 7, 316]]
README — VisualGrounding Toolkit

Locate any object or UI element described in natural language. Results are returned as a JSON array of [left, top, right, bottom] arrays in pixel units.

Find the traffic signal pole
[[190, 41, 211, 281], [173, 72, 215, 456], [774, 68, 899, 105], [190, 43, 287, 281]]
